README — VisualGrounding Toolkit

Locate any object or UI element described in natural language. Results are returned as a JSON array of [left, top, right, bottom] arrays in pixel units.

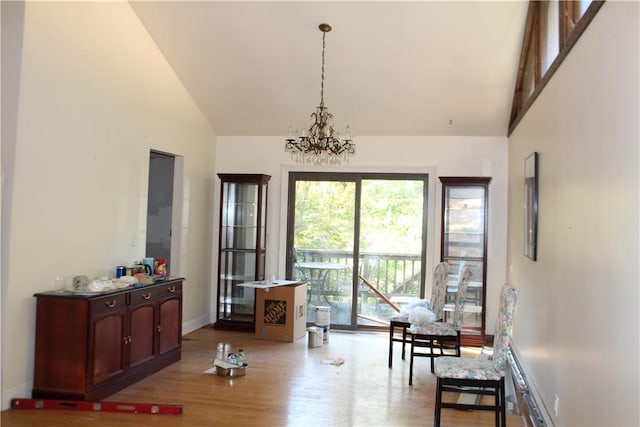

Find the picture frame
[[524, 152, 539, 261]]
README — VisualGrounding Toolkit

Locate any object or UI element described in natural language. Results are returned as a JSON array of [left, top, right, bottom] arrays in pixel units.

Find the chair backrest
[[491, 284, 518, 375], [429, 262, 449, 320], [452, 267, 472, 330]]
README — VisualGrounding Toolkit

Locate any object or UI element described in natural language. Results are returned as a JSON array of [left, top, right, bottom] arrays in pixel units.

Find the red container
[[155, 258, 167, 276]]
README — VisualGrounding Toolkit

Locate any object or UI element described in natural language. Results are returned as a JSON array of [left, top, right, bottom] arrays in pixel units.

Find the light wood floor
[[2, 326, 527, 426]]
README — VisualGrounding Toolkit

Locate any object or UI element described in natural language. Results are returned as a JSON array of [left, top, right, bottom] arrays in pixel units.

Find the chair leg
[[409, 335, 415, 386], [500, 377, 506, 427], [430, 339, 436, 373], [401, 326, 407, 360], [434, 377, 443, 427], [388, 324, 394, 368], [495, 380, 501, 427]]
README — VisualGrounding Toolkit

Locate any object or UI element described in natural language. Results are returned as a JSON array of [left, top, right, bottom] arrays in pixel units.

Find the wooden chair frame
[[408, 331, 459, 385], [434, 376, 506, 427], [388, 319, 409, 367]]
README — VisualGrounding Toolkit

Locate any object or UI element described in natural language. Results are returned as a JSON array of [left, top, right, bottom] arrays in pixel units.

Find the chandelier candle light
[[285, 23, 355, 165]]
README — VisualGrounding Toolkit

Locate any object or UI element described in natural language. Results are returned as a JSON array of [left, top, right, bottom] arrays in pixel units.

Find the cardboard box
[[255, 282, 307, 342]]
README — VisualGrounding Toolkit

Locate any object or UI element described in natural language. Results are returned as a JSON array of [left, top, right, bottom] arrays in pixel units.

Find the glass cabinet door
[[216, 174, 270, 330], [440, 177, 491, 346]]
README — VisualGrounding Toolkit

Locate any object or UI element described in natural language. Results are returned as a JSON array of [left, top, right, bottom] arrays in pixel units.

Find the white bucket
[[314, 306, 331, 343], [308, 326, 323, 348]]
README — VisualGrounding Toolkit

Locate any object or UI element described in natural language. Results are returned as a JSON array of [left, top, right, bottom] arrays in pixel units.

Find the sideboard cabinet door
[[158, 283, 182, 355], [88, 294, 127, 387], [128, 298, 156, 369]]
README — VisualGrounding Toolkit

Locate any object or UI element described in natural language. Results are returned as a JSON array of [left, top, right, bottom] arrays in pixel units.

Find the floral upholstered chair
[[387, 262, 448, 368], [433, 283, 518, 427], [407, 267, 472, 385]]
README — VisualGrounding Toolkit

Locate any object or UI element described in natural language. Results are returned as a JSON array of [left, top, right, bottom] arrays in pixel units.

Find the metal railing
[[295, 249, 422, 298]]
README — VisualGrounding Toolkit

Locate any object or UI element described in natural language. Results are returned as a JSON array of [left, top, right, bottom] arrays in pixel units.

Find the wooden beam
[[358, 275, 401, 313]]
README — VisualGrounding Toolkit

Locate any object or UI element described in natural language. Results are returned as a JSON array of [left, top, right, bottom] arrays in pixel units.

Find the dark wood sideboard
[[32, 278, 183, 401]]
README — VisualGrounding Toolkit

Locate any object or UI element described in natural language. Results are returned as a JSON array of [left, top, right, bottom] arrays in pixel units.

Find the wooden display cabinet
[[215, 173, 270, 331], [439, 177, 491, 347], [32, 278, 183, 401]]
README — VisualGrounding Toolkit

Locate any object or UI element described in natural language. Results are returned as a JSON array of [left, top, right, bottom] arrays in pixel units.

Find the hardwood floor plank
[[2, 327, 527, 426]]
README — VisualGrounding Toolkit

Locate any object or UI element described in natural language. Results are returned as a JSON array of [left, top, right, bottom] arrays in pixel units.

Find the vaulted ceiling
[[130, 1, 528, 137]]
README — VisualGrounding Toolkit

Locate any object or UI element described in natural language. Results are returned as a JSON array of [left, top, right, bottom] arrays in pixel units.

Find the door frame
[[146, 150, 184, 278], [284, 171, 430, 330]]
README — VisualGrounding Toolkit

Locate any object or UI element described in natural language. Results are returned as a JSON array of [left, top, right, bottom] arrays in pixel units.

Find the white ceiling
[[130, 1, 528, 137]]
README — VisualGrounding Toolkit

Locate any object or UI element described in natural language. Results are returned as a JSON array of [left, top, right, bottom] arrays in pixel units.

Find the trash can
[[308, 326, 323, 348], [314, 306, 330, 343]]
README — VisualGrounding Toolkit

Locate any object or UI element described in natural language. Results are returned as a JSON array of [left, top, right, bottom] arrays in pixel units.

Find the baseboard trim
[[2, 381, 32, 411], [182, 315, 211, 336], [507, 346, 551, 427]]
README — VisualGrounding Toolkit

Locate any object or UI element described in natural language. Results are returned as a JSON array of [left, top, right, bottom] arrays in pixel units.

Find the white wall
[[216, 135, 509, 331], [507, 2, 639, 426], [1, 1, 216, 408]]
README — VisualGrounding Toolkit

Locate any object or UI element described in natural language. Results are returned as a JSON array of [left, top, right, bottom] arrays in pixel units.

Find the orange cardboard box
[[255, 282, 307, 342]]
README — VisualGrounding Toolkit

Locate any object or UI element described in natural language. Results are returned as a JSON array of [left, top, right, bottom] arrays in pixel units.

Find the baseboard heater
[[507, 346, 547, 427]]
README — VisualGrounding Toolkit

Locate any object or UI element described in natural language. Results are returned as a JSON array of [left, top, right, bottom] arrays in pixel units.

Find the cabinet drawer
[[156, 281, 182, 297], [129, 282, 181, 306], [90, 294, 127, 316], [130, 288, 162, 306]]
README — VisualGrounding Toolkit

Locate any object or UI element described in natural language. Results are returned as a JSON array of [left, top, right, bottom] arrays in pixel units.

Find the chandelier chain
[[320, 31, 326, 108]]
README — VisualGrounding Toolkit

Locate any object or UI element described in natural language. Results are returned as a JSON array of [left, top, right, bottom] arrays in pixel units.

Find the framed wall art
[[524, 152, 539, 261]]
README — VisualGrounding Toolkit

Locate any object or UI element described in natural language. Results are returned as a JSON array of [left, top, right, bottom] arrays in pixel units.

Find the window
[[509, 1, 604, 133]]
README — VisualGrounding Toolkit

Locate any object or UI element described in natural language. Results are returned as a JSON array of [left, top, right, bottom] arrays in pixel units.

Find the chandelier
[[285, 23, 355, 165]]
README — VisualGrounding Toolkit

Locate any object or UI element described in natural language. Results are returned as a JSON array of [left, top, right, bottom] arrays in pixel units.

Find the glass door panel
[[357, 179, 425, 326], [290, 179, 355, 327], [440, 177, 490, 346]]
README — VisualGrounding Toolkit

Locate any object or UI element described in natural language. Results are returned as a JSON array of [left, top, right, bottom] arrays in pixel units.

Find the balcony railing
[[294, 249, 422, 299]]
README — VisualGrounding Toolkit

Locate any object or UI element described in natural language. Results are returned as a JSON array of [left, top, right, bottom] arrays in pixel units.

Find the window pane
[[577, 0, 593, 19], [541, 0, 560, 76], [521, 37, 536, 104], [443, 187, 485, 259]]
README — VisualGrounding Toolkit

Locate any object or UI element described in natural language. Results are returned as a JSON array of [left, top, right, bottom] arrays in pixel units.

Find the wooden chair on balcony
[[407, 267, 471, 385], [433, 283, 518, 427], [387, 262, 449, 368]]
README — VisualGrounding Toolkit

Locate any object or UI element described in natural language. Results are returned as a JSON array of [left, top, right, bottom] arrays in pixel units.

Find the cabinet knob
[[168, 286, 176, 293], [142, 293, 151, 300], [105, 300, 116, 308]]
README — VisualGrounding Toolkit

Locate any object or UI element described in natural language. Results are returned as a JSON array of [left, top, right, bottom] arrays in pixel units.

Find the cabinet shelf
[[221, 248, 265, 253]]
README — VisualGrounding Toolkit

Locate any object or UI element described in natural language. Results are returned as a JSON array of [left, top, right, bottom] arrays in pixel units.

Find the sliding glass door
[[286, 172, 428, 329]]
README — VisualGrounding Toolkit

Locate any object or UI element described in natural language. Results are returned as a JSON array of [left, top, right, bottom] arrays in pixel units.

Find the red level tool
[[11, 398, 183, 415]]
